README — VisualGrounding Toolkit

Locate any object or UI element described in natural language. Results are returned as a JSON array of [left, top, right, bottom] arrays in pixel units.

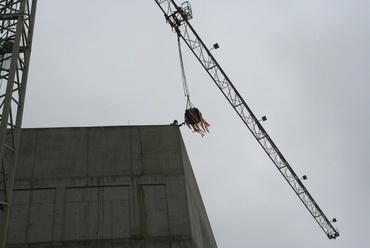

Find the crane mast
[[155, 0, 339, 239], [0, 0, 37, 246]]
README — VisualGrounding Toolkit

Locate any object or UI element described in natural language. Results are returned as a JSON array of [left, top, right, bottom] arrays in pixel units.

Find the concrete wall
[[0, 125, 217, 248]]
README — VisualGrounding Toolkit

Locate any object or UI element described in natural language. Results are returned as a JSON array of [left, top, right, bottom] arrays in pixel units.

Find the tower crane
[[0, 0, 37, 246], [155, 0, 339, 239]]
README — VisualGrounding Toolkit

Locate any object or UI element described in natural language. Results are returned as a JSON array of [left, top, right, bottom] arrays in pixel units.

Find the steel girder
[[0, 0, 37, 246]]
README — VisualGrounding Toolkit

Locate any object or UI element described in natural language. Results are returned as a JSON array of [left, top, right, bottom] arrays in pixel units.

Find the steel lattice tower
[[0, 0, 37, 246]]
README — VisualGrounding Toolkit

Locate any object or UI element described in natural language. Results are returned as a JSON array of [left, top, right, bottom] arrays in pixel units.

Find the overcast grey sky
[[23, 0, 370, 247]]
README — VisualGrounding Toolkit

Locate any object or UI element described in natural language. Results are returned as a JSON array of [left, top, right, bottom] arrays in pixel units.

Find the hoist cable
[[177, 36, 190, 99]]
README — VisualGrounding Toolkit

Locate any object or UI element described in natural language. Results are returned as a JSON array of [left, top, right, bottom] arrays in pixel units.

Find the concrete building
[[1, 125, 217, 247]]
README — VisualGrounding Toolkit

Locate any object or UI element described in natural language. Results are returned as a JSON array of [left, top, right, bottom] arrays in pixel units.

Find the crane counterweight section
[[155, 0, 339, 239]]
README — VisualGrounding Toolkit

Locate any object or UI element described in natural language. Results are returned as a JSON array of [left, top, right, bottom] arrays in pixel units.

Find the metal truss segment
[[0, 0, 37, 247], [155, 0, 339, 240]]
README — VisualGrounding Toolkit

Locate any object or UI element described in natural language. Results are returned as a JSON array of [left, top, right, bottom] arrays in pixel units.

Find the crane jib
[[155, 0, 339, 239]]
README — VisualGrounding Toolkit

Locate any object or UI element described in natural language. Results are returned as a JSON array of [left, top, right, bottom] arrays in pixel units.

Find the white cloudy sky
[[22, 0, 370, 247]]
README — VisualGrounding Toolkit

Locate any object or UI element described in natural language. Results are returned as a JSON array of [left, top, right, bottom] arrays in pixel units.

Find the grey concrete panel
[[6, 204, 28, 243], [63, 201, 87, 240], [16, 131, 37, 178], [6, 189, 56, 244], [33, 157, 88, 178], [180, 134, 218, 248], [140, 185, 169, 237], [34, 128, 88, 160], [27, 202, 55, 242], [12, 189, 30, 204], [64, 186, 131, 241]]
